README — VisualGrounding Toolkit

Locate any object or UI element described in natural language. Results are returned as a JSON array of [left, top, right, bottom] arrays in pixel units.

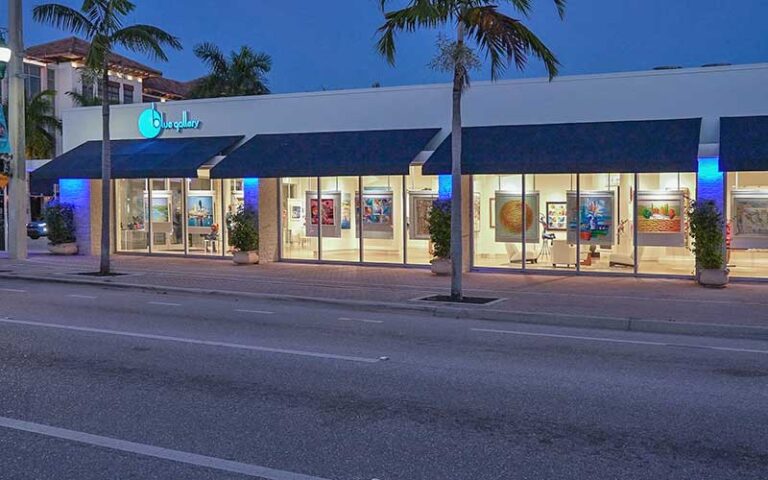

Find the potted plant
[[428, 198, 451, 275], [44, 201, 78, 255], [229, 207, 259, 265], [688, 200, 728, 287]]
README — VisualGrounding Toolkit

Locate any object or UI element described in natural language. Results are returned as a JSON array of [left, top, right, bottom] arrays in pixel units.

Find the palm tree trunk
[[450, 23, 465, 300], [99, 65, 111, 274]]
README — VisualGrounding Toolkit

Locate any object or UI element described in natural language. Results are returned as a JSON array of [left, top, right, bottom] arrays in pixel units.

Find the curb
[[2, 272, 768, 341]]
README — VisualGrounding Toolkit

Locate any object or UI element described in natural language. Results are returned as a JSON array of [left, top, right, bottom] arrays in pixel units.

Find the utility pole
[[7, 0, 27, 259]]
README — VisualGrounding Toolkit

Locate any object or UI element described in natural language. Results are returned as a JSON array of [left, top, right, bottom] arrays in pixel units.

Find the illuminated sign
[[138, 103, 201, 138]]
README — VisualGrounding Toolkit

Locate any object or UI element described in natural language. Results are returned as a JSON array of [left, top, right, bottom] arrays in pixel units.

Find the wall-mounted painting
[[187, 195, 214, 228], [151, 197, 170, 223], [409, 191, 437, 240], [357, 190, 394, 239], [636, 190, 685, 247], [567, 191, 615, 245], [305, 191, 341, 238], [731, 190, 768, 249], [546, 201, 567, 231], [494, 191, 540, 243], [341, 193, 352, 230]]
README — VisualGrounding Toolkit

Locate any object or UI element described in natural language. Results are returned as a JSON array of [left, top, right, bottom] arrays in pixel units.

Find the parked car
[[26, 221, 48, 240]]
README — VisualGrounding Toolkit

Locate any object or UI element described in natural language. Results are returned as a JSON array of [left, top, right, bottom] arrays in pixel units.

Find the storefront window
[[150, 178, 184, 255], [726, 171, 768, 278], [281, 177, 319, 260], [318, 176, 359, 262], [575, 173, 635, 274], [222, 179, 244, 255], [405, 166, 438, 265], [472, 174, 525, 269], [116, 179, 148, 252], [186, 178, 222, 256], [361, 175, 404, 264], [525, 173, 576, 271]]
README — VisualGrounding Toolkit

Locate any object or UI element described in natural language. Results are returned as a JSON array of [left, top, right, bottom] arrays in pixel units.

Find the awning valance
[[32, 136, 243, 180], [210, 128, 440, 178], [720, 116, 768, 172], [423, 119, 702, 175]]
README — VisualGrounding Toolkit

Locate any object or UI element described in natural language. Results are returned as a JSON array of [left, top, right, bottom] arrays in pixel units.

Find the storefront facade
[[32, 63, 768, 280]]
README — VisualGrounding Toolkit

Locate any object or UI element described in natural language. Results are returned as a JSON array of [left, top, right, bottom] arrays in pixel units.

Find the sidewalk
[[1, 253, 767, 339]]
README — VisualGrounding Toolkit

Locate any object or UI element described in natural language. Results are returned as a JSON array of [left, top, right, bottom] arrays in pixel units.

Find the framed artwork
[[494, 191, 540, 243], [409, 191, 437, 240], [636, 190, 685, 247], [151, 197, 170, 223], [731, 189, 768, 249], [291, 204, 303, 220], [305, 191, 341, 238], [473, 192, 481, 232], [546, 201, 567, 231], [357, 190, 394, 239], [567, 191, 615, 246], [187, 195, 214, 228], [341, 193, 352, 230]]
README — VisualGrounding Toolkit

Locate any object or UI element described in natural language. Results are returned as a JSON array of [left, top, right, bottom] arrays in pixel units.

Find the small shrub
[[229, 207, 259, 252], [688, 200, 724, 270], [44, 201, 76, 245], [428, 198, 451, 259]]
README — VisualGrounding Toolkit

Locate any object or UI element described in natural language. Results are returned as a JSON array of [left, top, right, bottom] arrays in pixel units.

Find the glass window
[[405, 165, 438, 265], [726, 171, 768, 279], [150, 178, 185, 255], [575, 173, 635, 274], [281, 177, 319, 260], [525, 173, 576, 271], [361, 175, 404, 264], [123, 84, 134, 104], [187, 178, 222, 256], [222, 178, 244, 255], [46, 68, 56, 92], [319, 176, 359, 262], [23, 64, 42, 99], [472, 174, 525, 269], [108, 81, 120, 104], [116, 179, 148, 252]]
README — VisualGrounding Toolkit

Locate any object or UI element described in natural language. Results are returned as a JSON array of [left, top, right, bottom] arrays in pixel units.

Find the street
[[0, 278, 766, 479]]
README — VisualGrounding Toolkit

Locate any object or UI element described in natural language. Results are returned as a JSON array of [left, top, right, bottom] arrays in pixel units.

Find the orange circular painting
[[499, 200, 534, 233]]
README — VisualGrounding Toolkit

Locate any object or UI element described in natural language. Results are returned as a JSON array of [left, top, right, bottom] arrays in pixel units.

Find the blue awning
[[32, 136, 243, 180], [210, 128, 440, 178], [423, 119, 702, 175], [720, 116, 768, 171]]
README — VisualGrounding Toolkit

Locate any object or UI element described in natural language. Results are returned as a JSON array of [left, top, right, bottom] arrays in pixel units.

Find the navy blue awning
[[32, 136, 243, 180], [423, 119, 702, 175], [210, 128, 440, 178], [720, 116, 768, 172]]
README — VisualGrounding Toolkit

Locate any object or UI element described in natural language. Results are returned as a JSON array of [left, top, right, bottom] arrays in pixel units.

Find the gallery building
[[30, 63, 768, 280]]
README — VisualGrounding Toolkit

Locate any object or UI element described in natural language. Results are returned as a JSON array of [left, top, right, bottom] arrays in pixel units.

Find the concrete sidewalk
[[1, 253, 767, 339]]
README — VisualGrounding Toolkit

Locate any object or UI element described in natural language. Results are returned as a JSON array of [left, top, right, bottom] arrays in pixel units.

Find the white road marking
[[338, 317, 384, 324], [68, 294, 97, 299], [0, 415, 331, 480], [0, 318, 381, 363], [471, 328, 768, 355], [235, 309, 275, 315], [148, 301, 182, 307], [0, 288, 27, 293]]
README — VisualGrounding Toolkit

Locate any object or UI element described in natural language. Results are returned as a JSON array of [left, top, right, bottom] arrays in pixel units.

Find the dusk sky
[[4, 0, 768, 93]]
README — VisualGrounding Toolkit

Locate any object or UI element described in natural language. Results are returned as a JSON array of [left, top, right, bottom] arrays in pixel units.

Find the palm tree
[[377, 0, 564, 300], [25, 90, 62, 159], [189, 43, 272, 99], [34, 0, 181, 275]]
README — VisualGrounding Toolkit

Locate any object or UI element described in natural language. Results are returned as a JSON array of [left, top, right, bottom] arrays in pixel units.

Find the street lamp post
[[6, 0, 27, 259]]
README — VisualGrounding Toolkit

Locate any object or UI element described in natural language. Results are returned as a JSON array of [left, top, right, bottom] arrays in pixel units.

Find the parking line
[[235, 309, 275, 315], [470, 328, 768, 355], [0, 288, 27, 293], [0, 416, 331, 480], [0, 317, 381, 363], [148, 301, 182, 307], [338, 317, 384, 324], [68, 294, 97, 299]]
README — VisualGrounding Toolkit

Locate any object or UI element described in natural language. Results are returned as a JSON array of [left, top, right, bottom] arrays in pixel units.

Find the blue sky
[[5, 0, 768, 93]]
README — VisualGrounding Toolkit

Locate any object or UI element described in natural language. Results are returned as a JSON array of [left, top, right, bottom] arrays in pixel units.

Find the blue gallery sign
[[138, 103, 201, 139]]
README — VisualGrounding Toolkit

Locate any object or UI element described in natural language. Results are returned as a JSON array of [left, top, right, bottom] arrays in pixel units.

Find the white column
[[7, 0, 27, 259]]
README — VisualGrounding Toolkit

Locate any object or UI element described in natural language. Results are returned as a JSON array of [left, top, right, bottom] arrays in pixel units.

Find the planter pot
[[431, 258, 451, 276], [233, 250, 259, 265], [48, 242, 78, 255], [698, 268, 728, 288]]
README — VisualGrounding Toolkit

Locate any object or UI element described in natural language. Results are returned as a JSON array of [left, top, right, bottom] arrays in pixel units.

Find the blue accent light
[[243, 178, 260, 212], [697, 157, 724, 212], [59, 179, 89, 205], [438, 175, 452, 199]]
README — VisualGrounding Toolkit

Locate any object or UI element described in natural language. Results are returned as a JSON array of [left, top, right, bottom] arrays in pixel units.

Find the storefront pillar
[[255, 177, 279, 263], [697, 157, 725, 212], [59, 179, 104, 256]]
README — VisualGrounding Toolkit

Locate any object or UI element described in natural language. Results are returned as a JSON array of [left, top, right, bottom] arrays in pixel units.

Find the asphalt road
[[0, 278, 766, 480]]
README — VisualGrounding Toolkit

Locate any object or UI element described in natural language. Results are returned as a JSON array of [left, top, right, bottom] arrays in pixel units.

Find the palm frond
[[32, 3, 95, 36], [376, 0, 454, 64], [193, 42, 229, 75], [112, 24, 182, 62]]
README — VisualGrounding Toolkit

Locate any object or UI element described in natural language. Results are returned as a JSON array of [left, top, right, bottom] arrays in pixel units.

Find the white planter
[[48, 242, 78, 255], [233, 250, 259, 265], [698, 268, 728, 288], [431, 258, 451, 276]]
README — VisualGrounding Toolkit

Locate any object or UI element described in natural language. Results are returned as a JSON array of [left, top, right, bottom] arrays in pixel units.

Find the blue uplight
[[438, 175, 452, 200], [697, 157, 724, 212], [243, 178, 260, 211]]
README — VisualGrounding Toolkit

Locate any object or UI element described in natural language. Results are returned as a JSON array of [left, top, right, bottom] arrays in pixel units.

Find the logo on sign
[[138, 103, 201, 139]]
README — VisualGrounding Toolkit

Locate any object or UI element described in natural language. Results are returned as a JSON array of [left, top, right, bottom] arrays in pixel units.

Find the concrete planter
[[431, 258, 451, 276], [233, 251, 259, 265], [48, 242, 78, 255], [698, 268, 728, 288]]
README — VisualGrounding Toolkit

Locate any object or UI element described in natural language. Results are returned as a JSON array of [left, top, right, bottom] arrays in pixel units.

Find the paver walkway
[[1, 253, 766, 331]]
